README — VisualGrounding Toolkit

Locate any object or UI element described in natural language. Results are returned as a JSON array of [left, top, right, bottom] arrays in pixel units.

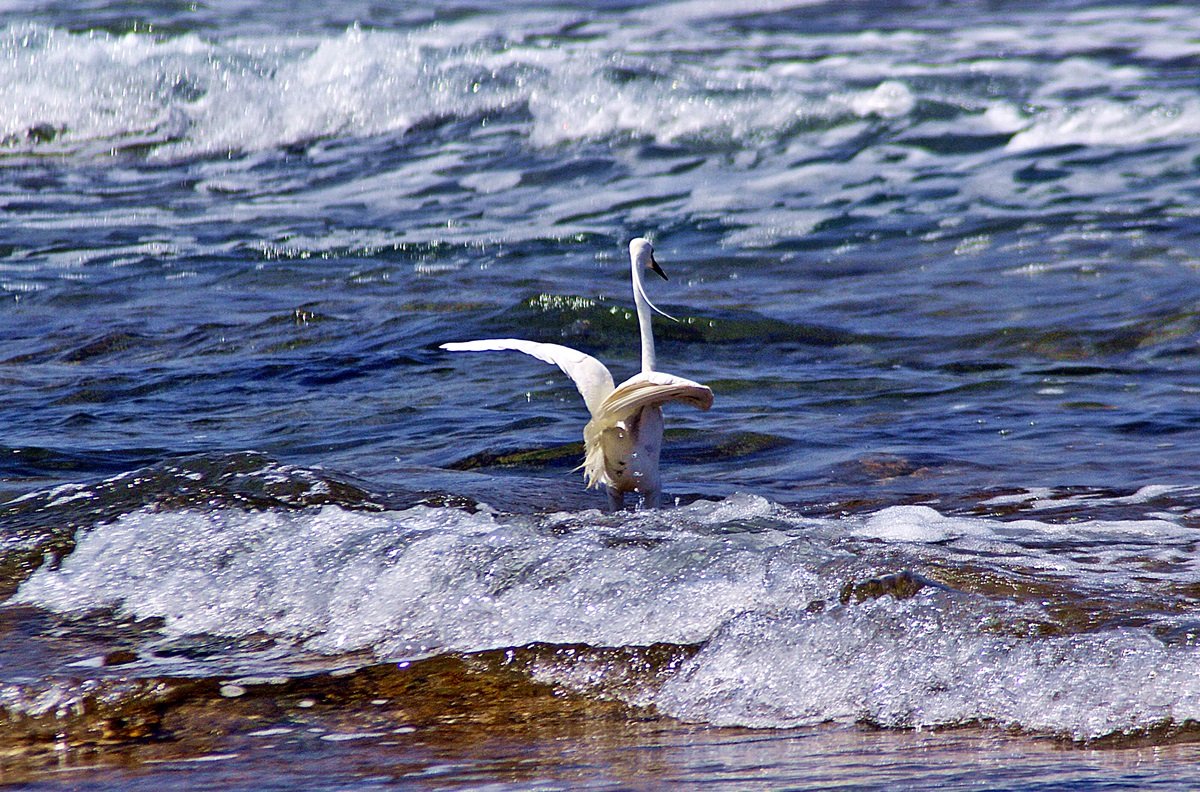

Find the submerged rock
[[839, 569, 941, 605]]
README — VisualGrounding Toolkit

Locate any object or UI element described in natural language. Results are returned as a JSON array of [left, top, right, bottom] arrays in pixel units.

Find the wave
[[5, 6, 1200, 161], [12, 491, 1200, 740]]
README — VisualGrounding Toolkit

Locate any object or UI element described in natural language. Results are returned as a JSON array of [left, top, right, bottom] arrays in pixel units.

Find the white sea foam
[[1007, 98, 1200, 153], [14, 494, 1200, 737], [653, 600, 1200, 740], [980, 484, 1200, 511], [15, 495, 807, 657], [1, 23, 519, 158], [844, 81, 915, 120], [5, 4, 1200, 162]]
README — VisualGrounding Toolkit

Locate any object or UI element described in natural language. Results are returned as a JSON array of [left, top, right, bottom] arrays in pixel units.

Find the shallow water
[[4, 0, 1200, 788]]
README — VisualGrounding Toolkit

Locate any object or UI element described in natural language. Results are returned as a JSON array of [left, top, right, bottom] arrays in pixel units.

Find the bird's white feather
[[598, 371, 714, 421], [581, 371, 713, 489], [440, 339, 615, 417]]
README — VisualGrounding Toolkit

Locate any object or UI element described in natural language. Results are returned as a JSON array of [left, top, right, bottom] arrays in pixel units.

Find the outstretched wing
[[596, 371, 713, 424], [440, 339, 615, 417]]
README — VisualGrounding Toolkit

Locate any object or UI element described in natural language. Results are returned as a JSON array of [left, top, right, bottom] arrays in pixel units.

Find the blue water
[[4, 1, 1200, 788]]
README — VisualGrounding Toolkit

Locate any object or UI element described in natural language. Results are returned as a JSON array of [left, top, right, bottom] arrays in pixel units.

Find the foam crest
[[0, 24, 527, 159], [624, 0, 833, 26], [844, 81, 915, 119], [1007, 97, 1200, 153], [655, 598, 1200, 740], [14, 497, 816, 658], [1, 25, 184, 150], [854, 504, 1193, 543], [849, 505, 1200, 605], [6, 9, 1200, 160], [14, 496, 1200, 737]]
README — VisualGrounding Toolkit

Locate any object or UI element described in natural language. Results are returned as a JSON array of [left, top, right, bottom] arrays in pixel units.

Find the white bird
[[441, 238, 713, 509]]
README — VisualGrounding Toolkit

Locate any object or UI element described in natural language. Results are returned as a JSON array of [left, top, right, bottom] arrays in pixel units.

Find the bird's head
[[628, 237, 677, 321], [629, 237, 667, 281]]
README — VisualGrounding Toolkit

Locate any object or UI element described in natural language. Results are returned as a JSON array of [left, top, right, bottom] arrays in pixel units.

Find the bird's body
[[441, 238, 712, 509]]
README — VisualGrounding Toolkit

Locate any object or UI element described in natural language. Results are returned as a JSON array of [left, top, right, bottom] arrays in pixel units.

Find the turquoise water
[[4, 1, 1200, 788]]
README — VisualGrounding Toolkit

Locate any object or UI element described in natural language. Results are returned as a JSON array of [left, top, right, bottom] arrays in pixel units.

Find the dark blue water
[[4, 1, 1200, 788]]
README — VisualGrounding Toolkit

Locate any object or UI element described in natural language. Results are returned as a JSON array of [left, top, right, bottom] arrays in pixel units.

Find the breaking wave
[[15, 492, 1200, 740]]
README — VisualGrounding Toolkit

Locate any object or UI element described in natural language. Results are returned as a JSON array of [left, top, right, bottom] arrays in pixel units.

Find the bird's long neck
[[631, 262, 656, 373]]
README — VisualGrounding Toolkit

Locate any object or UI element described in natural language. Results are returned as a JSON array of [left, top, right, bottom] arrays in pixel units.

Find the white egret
[[441, 238, 713, 509]]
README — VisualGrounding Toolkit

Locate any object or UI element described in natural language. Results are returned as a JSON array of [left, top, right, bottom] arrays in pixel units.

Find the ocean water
[[4, 0, 1200, 788]]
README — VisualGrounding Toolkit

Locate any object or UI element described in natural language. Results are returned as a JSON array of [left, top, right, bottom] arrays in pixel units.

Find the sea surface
[[4, 0, 1200, 788]]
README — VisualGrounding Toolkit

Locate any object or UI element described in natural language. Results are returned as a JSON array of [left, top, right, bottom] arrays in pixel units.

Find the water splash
[[6, 5, 1200, 161], [13, 493, 1200, 739]]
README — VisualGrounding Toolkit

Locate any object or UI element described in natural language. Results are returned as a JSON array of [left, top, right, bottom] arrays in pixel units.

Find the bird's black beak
[[650, 254, 668, 281]]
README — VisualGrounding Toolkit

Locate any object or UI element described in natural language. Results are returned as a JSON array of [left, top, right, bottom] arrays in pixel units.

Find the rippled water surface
[[4, 0, 1200, 788]]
